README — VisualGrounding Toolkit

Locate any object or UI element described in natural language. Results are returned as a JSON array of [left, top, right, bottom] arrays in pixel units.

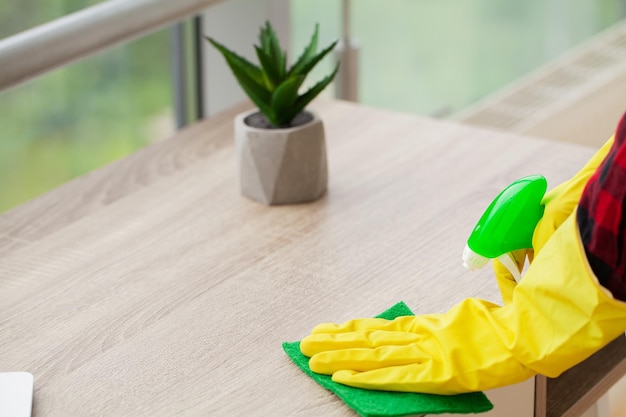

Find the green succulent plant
[[207, 21, 339, 128]]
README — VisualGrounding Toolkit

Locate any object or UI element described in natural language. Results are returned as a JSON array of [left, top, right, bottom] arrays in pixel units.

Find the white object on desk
[[0, 372, 33, 417]]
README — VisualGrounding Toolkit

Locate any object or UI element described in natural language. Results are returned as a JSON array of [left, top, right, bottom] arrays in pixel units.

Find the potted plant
[[206, 22, 339, 205]]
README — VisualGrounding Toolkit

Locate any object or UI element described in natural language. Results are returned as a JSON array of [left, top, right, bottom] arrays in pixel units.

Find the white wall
[[201, 0, 290, 116]]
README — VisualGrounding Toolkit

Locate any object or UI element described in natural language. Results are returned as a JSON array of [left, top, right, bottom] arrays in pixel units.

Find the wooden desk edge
[[535, 335, 626, 417]]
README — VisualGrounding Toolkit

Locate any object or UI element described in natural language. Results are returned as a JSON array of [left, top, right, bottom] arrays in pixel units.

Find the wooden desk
[[0, 99, 620, 416]]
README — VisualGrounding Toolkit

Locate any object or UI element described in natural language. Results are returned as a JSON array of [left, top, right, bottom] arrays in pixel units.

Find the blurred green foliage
[[0, 1, 173, 212], [0, 1, 623, 213]]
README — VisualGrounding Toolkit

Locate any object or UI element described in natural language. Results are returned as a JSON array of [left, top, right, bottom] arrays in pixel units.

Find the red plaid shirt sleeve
[[577, 112, 626, 301]]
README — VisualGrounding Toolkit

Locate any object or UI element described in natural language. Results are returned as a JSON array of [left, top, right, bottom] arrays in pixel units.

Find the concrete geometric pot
[[234, 109, 328, 205]]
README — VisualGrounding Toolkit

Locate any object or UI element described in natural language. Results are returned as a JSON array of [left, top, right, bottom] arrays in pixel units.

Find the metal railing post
[[334, 0, 359, 101], [0, 0, 225, 92], [171, 16, 205, 129]]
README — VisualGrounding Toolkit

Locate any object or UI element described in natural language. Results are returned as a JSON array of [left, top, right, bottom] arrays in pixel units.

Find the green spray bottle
[[462, 175, 548, 282]]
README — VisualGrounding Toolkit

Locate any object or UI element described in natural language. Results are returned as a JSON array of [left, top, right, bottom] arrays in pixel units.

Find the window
[[0, 29, 174, 212], [291, 0, 624, 116], [2, 0, 623, 212]]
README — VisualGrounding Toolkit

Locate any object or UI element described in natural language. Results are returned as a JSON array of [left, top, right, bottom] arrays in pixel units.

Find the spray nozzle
[[462, 244, 489, 271], [462, 175, 548, 282]]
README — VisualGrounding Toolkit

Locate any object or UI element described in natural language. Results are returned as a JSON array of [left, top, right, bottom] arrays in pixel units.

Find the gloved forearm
[[534, 133, 614, 253], [493, 213, 626, 377], [301, 213, 626, 394]]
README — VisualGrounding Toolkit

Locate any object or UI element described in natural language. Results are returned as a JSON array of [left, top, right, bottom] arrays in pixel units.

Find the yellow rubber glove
[[301, 212, 626, 395], [494, 135, 615, 304]]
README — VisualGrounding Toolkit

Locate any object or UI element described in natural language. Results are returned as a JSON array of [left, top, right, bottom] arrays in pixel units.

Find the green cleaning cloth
[[283, 301, 494, 416]]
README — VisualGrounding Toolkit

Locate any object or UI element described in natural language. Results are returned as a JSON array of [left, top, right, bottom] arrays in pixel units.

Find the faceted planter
[[234, 109, 328, 205]]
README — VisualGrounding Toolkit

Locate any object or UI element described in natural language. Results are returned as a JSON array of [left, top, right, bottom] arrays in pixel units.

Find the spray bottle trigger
[[496, 253, 522, 283]]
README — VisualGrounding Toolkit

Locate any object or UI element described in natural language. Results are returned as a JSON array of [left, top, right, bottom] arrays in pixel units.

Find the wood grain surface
[[0, 99, 600, 416], [545, 335, 626, 417]]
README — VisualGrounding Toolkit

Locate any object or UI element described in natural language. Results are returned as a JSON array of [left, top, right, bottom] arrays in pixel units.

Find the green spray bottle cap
[[462, 175, 547, 282]]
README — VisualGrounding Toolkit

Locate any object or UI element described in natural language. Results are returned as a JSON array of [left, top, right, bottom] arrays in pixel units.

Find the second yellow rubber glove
[[494, 135, 615, 304], [301, 212, 626, 395]]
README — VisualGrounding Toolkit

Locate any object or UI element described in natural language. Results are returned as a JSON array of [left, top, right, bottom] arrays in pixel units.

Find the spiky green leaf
[[270, 76, 305, 126], [258, 21, 272, 53], [294, 40, 338, 79], [258, 21, 286, 80], [206, 37, 273, 117], [287, 23, 319, 77], [291, 62, 340, 116], [254, 46, 281, 91], [238, 79, 275, 122], [207, 23, 336, 126], [206, 37, 264, 86]]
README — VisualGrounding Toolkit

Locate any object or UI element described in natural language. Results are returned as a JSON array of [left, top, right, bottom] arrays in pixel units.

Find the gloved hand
[[494, 135, 615, 304], [301, 212, 626, 395]]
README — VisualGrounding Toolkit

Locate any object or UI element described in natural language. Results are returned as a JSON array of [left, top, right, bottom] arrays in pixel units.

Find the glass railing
[[0, 28, 174, 212], [1, 0, 624, 213], [291, 0, 625, 116], [0, 0, 220, 213]]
